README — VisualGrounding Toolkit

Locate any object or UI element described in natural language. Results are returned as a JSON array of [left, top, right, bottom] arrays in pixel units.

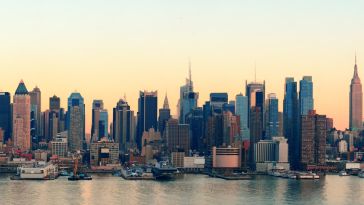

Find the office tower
[[299, 76, 314, 115], [67, 92, 85, 152], [249, 106, 263, 166], [223, 101, 235, 114], [113, 99, 135, 153], [254, 137, 288, 163], [300, 110, 326, 169], [158, 94, 171, 137], [0, 92, 11, 143], [29, 86, 41, 137], [210, 93, 228, 114], [166, 119, 190, 155], [246, 80, 265, 127], [91, 100, 108, 142], [179, 62, 199, 124], [13, 80, 31, 151], [349, 55, 363, 131], [205, 114, 224, 152], [222, 111, 240, 146], [50, 95, 60, 110], [186, 107, 204, 152], [283, 77, 300, 169], [278, 112, 283, 136], [236, 94, 250, 141], [265, 93, 279, 139], [136, 91, 158, 150]]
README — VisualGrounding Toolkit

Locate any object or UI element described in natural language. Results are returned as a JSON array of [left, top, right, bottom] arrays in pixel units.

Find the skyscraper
[[113, 99, 135, 153], [13, 80, 31, 151], [136, 91, 158, 149], [67, 92, 85, 152], [29, 87, 41, 137], [299, 76, 314, 115], [349, 55, 363, 131], [50, 95, 60, 111], [158, 94, 171, 137], [265, 93, 279, 139], [186, 107, 204, 152], [283, 77, 300, 169], [235, 94, 250, 141], [300, 110, 326, 169], [246, 81, 265, 123], [166, 118, 190, 155], [0, 92, 11, 143], [91, 100, 108, 142], [179, 63, 199, 124]]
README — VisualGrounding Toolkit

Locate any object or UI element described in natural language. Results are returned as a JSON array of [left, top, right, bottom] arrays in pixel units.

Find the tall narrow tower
[[350, 55, 363, 131]]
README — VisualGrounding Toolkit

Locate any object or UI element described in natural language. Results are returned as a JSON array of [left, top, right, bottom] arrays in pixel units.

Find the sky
[[1, 0, 364, 132]]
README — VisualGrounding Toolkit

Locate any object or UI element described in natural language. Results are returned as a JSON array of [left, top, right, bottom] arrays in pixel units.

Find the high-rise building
[[179, 62, 199, 124], [29, 87, 41, 137], [235, 94, 250, 141], [165, 119, 190, 155], [136, 91, 158, 150], [349, 55, 363, 131], [91, 100, 108, 142], [209, 93, 228, 114], [265, 93, 279, 139], [67, 92, 85, 152], [299, 76, 314, 115], [186, 107, 204, 152], [113, 99, 135, 153], [158, 94, 171, 137], [222, 111, 240, 146], [246, 81, 265, 128], [249, 106, 263, 166], [283, 77, 300, 169], [50, 95, 60, 111], [300, 110, 326, 169], [0, 92, 11, 143], [13, 80, 31, 151]]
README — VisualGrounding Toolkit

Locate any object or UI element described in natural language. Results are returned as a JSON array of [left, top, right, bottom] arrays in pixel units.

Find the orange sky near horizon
[[1, 1, 364, 132]]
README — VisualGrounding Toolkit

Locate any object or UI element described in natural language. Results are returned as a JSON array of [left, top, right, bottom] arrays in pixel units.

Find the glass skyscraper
[[0, 92, 11, 143], [265, 93, 279, 139], [283, 77, 300, 169], [235, 94, 250, 141], [299, 76, 314, 115], [136, 91, 158, 149], [179, 66, 198, 124]]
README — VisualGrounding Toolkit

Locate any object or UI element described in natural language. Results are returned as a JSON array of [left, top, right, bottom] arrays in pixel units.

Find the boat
[[339, 171, 349, 176], [358, 171, 364, 178], [11, 162, 58, 180], [152, 161, 178, 180], [68, 173, 92, 181], [296, 172, 320, 180], [68, 152, 92, 181]]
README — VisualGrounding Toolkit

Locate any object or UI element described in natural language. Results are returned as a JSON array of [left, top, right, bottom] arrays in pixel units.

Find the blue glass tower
[[265, 93, 279, 139], [299, 76, 314, 115], [0, 92, 11, 143], [67, 92, 85, 151], [235, 94, 250, 141], [284, 77, 300, 169]]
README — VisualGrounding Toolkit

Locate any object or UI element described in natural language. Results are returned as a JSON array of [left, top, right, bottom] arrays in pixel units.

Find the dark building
[[246, 81, 265, 128], [113, 99, 135, 153], [158, 94, 171, 138], [249, 106, 263, 166], [0, 92, 11, 143], [50, 95, 61, 110], [136, 91, 158, 150], [300, 110, 327, 169], [186, 107, 204, 153], [283, 77, 300, 169], [166, 119, 190, 155], [210, 93, 228, 114]]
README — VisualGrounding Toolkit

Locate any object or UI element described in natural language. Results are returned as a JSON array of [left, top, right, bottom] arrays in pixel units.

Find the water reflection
[[0, 174, 362, 205]]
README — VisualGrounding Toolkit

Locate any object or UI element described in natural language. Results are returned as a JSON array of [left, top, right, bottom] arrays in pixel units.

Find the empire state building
[[350, 55, 363, 131]]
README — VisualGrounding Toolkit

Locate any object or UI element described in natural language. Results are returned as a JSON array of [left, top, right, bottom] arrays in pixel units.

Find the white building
[[51, 131, 68, 157], [338, 140, 348, 153]]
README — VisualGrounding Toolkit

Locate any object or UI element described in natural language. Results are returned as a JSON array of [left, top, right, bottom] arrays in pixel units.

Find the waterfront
[[0, 174, 363, 205]]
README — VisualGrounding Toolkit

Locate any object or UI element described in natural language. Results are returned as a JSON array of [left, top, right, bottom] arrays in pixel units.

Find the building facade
[[349, 56, 363, 131]]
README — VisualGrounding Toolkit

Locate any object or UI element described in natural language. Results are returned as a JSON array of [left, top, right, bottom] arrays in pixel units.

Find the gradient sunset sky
[[1, 1, 363, 132]]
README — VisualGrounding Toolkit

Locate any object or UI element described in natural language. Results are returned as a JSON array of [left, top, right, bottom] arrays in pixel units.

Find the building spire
[[163, 92, 170, 109]]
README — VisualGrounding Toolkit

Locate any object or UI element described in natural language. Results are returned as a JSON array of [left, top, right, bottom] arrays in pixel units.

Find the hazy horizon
[[1, 1, 364, 132]]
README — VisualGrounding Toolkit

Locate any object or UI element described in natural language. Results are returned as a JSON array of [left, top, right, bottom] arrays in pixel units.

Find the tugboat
[[152, 161, 178, 180], [68, 152, 92, 181]]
